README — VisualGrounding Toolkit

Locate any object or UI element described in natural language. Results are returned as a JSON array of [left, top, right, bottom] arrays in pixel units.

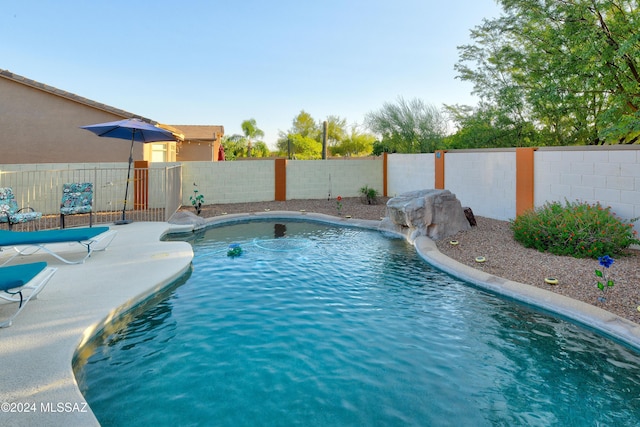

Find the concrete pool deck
[[0, 221, 194, 426], [1, 212, 640, 426]]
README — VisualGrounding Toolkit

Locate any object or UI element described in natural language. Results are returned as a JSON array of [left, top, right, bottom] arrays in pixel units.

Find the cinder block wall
[[386, 154, 434, 197], [444, 150, 517, 221], [386, 151, 517, 221], [535, 147, 640, 225], [4, 145, 640, 235], [385, 146, 640, 234], [286, 159, 383, 200], [181, 161, 275, 205], [181, 159, 383, 206]]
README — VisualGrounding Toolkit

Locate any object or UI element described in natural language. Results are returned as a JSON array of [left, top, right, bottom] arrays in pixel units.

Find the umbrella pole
[[118, 134, 135, 224]]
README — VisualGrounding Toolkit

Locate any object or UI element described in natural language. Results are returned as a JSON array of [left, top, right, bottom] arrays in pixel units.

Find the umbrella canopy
[[81, 118, 179, 224], [218, 143, 226, 161], [81, 118, 177, 143]]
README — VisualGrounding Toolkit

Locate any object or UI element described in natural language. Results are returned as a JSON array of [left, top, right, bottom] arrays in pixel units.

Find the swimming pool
[[75, 220, 640, 426]]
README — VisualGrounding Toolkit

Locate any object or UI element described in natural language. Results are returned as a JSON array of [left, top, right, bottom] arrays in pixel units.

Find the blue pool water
[[76, 221, 640, 426]]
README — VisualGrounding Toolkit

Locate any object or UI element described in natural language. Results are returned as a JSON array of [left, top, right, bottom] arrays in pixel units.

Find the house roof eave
[[0, 68, 156, 123]]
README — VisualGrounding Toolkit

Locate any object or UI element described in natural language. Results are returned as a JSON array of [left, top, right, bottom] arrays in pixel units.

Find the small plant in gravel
[[336, 195, 343, 215], [359, 185, 379, 205], [595, 255, 615, 302], [510, 200, 639, 259], [189, 182, 205, 215]]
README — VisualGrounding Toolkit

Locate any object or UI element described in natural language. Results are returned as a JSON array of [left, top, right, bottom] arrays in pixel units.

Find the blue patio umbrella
[[80, 118, 179, 224]]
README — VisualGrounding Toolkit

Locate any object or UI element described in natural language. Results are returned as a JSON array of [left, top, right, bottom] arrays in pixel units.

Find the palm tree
[[241, 118, 265, 158]]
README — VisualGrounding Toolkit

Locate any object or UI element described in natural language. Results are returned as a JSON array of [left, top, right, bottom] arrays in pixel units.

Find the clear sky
[[1, 0, 501, 148]]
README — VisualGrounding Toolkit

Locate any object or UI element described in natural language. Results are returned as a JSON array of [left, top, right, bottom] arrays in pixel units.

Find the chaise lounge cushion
[[0, 226, 110, 246], [0, 226, 116, 265], [0, 261, 57, 328], [0, 262, 49, 291]]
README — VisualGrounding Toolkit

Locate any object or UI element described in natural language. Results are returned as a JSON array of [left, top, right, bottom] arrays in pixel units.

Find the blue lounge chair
[[0, 262, 57, 328], [0, 226, 117, 266]]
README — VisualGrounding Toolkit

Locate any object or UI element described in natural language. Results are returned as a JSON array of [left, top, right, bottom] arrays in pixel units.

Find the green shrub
[[359, 185, 379, 205], [189, 183, 204, 215], [510, 200, 639, 259]]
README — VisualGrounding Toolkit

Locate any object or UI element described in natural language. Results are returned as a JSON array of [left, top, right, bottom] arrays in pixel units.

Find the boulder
[[379, 189, 471, 241]]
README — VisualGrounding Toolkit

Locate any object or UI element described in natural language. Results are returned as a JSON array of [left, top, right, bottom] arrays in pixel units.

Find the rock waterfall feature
[[379, 189, 471, 242]]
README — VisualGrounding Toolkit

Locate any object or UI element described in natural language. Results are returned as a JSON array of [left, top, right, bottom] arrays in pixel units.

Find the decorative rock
[[463, 207, 477, 227], [379, 189, 471, 241]]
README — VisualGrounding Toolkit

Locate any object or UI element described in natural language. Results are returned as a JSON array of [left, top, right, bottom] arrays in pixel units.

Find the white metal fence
[[0, 165, 182, 230]]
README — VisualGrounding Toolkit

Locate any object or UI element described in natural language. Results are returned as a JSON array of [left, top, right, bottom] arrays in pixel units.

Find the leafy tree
[[221, 135, 244, 160], [444, 103, 540, 149], [276, 132, 322, 159], [290, 110, 320, 140], [240, 118, 265, 157], [251, 141, 270, 158], [276, 111, 349, 159], [371, 140, 395, 156], [456, 0, 640, 145], [323, 115, 347, 147], [223, 119, 267, 159], [454, 17, 537, 146], [276, 110, 319, 159], [331, 125, 375, 156], [364, 97, 447, 153]]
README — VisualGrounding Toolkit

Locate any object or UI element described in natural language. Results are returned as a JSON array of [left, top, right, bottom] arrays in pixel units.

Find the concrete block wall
[[5, 145, 640, 232], [181, 161, 275, 205], [286, 159, 383, 200], [445, 150, 517, 221], [535, 147, 640, 232], [386, 146, 640, 228], [386, 154, 434, 197]]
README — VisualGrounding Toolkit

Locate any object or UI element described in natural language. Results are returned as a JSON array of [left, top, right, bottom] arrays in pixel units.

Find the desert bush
[[510, 200, 639, 258], [359, 185, 379, 205]]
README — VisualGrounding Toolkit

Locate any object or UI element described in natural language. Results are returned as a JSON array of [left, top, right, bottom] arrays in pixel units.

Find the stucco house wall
[[0, 70, 153, 164], [173, 125, 225, 162], [0, 69, 223, 165]]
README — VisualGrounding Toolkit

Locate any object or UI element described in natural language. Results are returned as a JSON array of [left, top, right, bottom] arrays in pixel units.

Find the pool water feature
[[76, 221, 640, 426]]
